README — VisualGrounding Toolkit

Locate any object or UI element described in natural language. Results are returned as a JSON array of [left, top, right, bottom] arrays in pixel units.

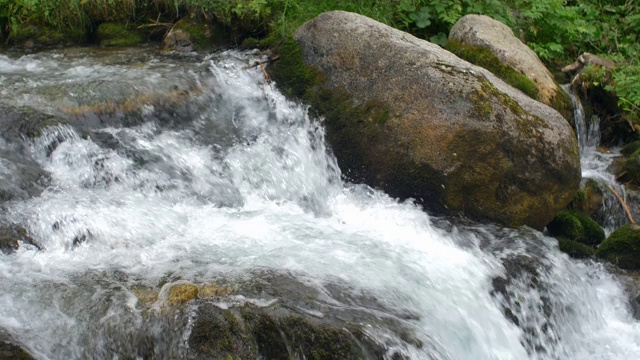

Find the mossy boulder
[[610, 140, 640, 188], [596, 224, 640, 270], [189, 302, 388, 360], [449, 14, 571, 118], [571, 179, 604, 217], [557, 237, 596, 258], [180, 271, 413, 359], [162, 17, 228, 52], [547, 209, 605, 246], [280, 11, 580, 230], [7, 23, 86, 48], [96, 23, 143, 47]]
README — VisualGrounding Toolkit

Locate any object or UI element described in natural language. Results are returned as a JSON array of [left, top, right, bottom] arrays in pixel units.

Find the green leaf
[[409, 7, 432, 29], [429, 32, 448, 47]]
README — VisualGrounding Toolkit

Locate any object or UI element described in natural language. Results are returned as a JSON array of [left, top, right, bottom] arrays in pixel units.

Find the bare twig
[[615, 171, 628, 181], [258, 63, 273, 93], [243, 55, 280, 70], [608, 184, 636, 223]]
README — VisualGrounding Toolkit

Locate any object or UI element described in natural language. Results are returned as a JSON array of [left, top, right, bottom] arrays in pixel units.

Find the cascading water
[[0, 49, 639, 360], [562, 84, 636, 232]]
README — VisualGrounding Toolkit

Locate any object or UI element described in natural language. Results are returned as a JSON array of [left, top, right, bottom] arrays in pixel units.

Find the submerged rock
[[189, 302, 387, 360], [281, 11, 580, 229], [0, 154, 50, 203], [449, 14, 571, 117], [596, 224, 640, 270], [0, 103, 69, 140], [184, 272, 412, 359]]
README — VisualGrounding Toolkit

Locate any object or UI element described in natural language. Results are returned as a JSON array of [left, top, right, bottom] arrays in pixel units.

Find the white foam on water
[[0, 50, 638, 359]]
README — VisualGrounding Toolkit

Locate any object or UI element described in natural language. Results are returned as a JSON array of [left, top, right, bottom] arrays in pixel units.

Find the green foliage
[[612, 65, 640, 127], [394, 0, 512, 46]]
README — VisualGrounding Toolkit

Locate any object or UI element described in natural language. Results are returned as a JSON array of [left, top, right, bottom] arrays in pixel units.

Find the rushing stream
[[1, 48, 639, 359]]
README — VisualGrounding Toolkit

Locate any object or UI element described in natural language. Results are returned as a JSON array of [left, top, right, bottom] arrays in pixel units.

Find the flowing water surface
[[0, 49, 639, 359]]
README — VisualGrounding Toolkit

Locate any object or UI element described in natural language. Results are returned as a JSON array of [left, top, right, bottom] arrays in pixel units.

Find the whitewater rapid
[[0, 49, 638, 359]]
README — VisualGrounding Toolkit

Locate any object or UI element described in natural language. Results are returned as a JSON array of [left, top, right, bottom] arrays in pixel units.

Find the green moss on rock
[[96, 23, 142, 47], [557, 237, 596, 258], [596, 224, 640, 270], [547, 209, 604, 246], [8, 23, 86, 47], [622, 141, 640, 156], [190, 304, 256, 359], [549, 88, 574, 124], [0, 339, 34, 360], [167, 17, 228, 51], [613, 144, 640, 187], [446, 40, 539, 100], [281, 316, 362, 360], [269, 37, 392, 186], [268, 37, 324, 99], [570, 179, 604, 216], [189, 300, 385, 360], [446, 40, 573, 121]]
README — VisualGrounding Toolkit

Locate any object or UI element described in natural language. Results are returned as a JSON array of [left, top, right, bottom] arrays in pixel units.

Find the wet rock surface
[[162, 17, 228, 52], [0, 332, 34, 360], [179, 271, 417, 359], [289, 11, 580, 229], [0, 225, 40, 254]]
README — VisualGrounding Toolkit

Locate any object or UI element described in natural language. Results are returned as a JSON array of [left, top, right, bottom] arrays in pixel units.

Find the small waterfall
[[563, 84, 634, 233], [563, 84, 600, 156], [0, 50, 639, 359]]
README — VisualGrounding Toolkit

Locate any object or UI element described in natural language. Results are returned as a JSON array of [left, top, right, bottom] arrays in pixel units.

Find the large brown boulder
[[449, 15, 567, 110], [288, 11, 580, 229]]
